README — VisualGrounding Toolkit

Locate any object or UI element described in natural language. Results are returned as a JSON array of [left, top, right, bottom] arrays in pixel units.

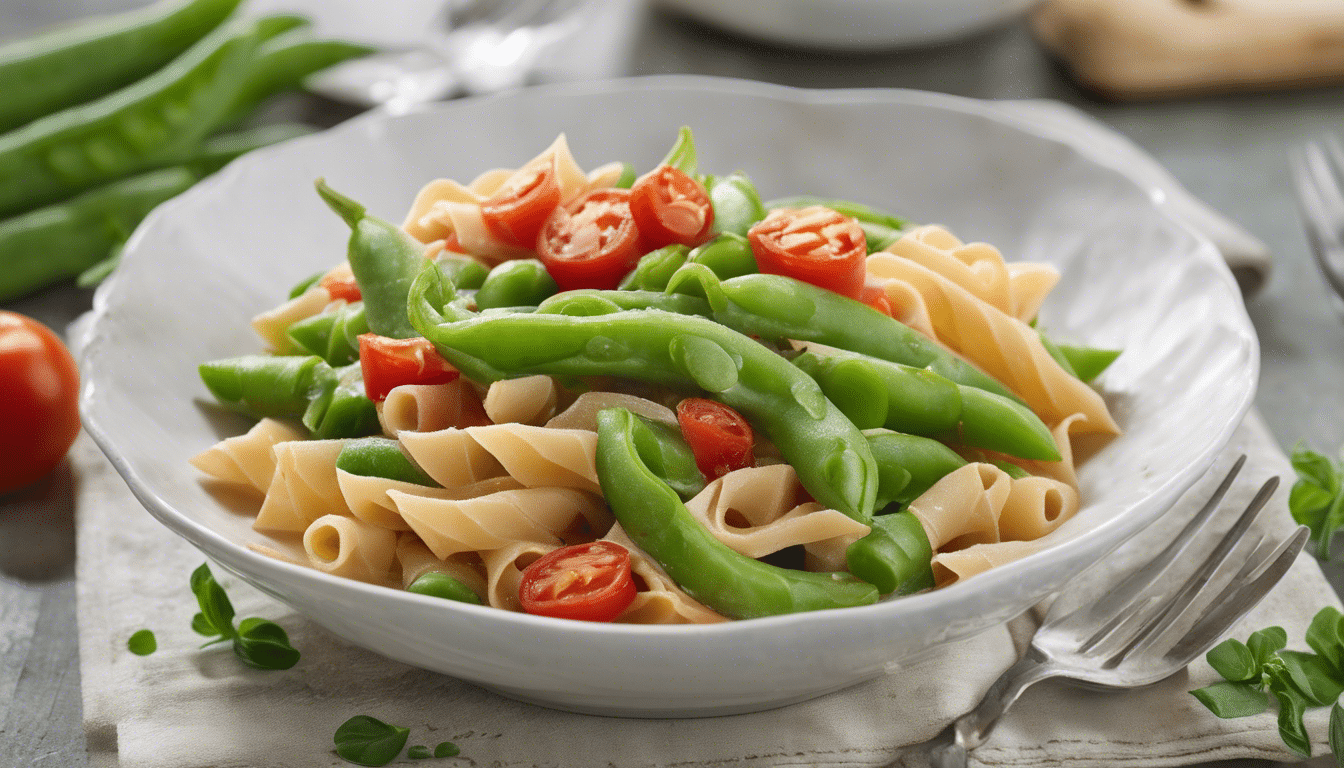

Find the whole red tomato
[[0, 312, 80, 493]]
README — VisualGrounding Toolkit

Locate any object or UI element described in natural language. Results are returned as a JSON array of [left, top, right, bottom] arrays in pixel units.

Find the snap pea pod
[[665, 265, 1020, 402], [199, 354, 329, 418], [617, 244, 689, 291], [660, 126, 697, 176], [0, 16, 273, 217], [185, 122, 315, 176], [1058, 343, 1120, 384], [406, 572, 482, 604], [474, 259, 557, 310], [864, 429, 967, 509], [536, 288, 712, 318], [335, 437, 439, 487], [434, 252, 488, 291], [315, 179, 424, 339], [218, 29, 375, 126], [613, 162, 637, 189], [703, 173, 766, 237], [595, 407, 878, 619], [686, 233, 756, 281], [0, 0, 242, 134], [794, 349, 1059, 461], [303, 362, 380, 439], [286, 301, 368, 366], [845, 512, 934, 596], [630, 414, 706, 500], [766, 195, 907, 253], [408, 267, 878, 523]]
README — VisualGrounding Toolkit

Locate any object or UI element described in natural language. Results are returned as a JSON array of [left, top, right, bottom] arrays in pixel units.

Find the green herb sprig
[[1289, 443, 1344, 559], [1191, 608, 1344, 761], [127, 629, 157, 656], [331, 716, 460, 766], [189, 563, 300, 670]]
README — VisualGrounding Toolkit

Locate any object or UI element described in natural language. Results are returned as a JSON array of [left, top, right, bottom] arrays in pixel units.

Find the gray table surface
[[3, 2, 1344, 766]]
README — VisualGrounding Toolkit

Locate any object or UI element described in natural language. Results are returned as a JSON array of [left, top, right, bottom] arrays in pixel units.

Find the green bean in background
[[406, 572, 482, 604], [303, 362, 380, 439], [0, 0, 241, 134], [0, 16, 274, 217], [286, 301, 368, 366], [595, 407, 878, 619], [408, 267, 878, 523], [316, 179, 425, 339], [686, 233, 757, 281], [335, 437, 439, 487], [864, 429, 967, 508], [218, 29, 375, 126], [617, 244, 689, 291], [703, 173, 766, 237], [199, 354, 330, 418], [474, 259, 557, 310], [845, 511, 934, 596]]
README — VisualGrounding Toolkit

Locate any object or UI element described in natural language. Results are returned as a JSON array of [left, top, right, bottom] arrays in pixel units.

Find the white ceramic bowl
[[80, 77, 1257, 717], [656, 0, 1038, 50]]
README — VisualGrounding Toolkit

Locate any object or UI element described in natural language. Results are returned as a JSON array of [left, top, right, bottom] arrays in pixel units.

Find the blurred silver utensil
[[1290, 137, 1344, 311], [900, 457, 1308, 768]]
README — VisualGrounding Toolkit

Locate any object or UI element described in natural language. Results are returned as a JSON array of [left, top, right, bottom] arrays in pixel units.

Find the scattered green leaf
[[127, 629, 157, 656], [190, 612, 216, 637], [1190, 680, 1270, 717], [1266, 662, 1313, 757], [1206, 638, 1259, 682], [190, 563, 236, 641], [1289, 443, 1344, 557], [434, 742, 459, 758], [1248, 626, 1288, 669], [334, 715, 409, 767], [407, 745, 431, 759], [232, 617, 300, 670], [1308, 607, 1344, 675], [1329, 699, 1344, 768], [1279, 650, 1344, 706]]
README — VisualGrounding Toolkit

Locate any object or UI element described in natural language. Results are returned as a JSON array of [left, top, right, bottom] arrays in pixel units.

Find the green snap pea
[[629, 414, 706, 500], [864, 429, 968, 508], [660, 126, 697, 176], [0, 16, 274, 217], [406, 572, 482, 604], [596, 407, 878, 619], [535, 288, 711, 318], [315, 179, 424, 339], [795, 349, 1059, 461], [665, 266, 1020, 402], [0, 0, 242, 134], [409, 266, 877, 522], [1058, 343, 1120, 384], [686, 233, 757, 281], [286, 301, 368, 366], [474, 259, 557, 309], [845, 511, 934, 595], [303, 362, 380, 439], [704, 173, 766, 237], [219, 29, 374, 126], [434, 252, 487, 291], [288, 271, 321, 298], [335, 437, 438, 487], [185, 122, 314, 176], [613, 162, 636, 189], [199, 354, 329, 418], [617, 244, 689, 291]]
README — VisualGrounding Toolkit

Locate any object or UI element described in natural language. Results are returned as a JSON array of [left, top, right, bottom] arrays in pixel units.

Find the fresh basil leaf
[[1206, 638, 1259, 682], [407, 745, 431, 759], [434, 742, 460, 758], [190, 564, 236, 640], [1248, 626, 1289, 668], [190, 611, 219, 638], [127, 629, 157, 656], [1266, 664, 1313, 757], [1330, 699, 1344, 768], [660, 126, 697, 177], [1278, 651, 1344, 706], [333, 715, 409, 767], [1307, 607, 1344, 675], [1190, 681, 1270, 718], [1293, 443, 1341, 493], [1322, 489, 1344, 561], [232, 618, 300, 670]]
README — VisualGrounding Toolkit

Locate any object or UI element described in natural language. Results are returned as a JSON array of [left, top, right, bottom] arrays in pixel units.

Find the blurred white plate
[[655, 0, 1038, 50], [80, 76, 1256, 717]]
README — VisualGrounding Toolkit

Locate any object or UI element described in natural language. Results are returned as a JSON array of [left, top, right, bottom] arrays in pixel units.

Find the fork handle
[[928, 653, 1053, 768]]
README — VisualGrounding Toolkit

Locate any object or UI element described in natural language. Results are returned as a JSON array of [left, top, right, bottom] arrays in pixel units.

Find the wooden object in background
[[1033, 0, 1344, 99]]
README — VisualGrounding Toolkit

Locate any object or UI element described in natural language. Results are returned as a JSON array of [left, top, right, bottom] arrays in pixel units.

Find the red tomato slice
[[518, 542, 637, 622], [319, 270, 361, 303], [481, 156, 562, 249], [0, 312, 81, 493], [357, 334, 460, 402], [858, 282, 892, 316], [629, 165, 714, 248], [536, 188, 643, 291], [676, 398, 755, 481], [747, 206, 867, 299]]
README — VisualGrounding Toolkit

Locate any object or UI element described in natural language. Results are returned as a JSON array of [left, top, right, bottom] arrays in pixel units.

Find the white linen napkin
[[76, 409, 1339, 768]]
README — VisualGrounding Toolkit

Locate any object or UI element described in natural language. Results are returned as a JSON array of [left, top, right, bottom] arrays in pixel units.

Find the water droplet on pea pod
[[668, 334, 740, 393]]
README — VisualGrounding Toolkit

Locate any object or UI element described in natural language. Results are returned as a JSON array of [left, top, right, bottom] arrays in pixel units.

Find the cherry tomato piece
[[747, 206, 868, 299], [481, 156, 562, 249], [629, 165, 715, 248], [858, 282, 892, 316], [0, 312, 81, 493], [357, 333, 460, 402], [676, 397, 755, 481], [319, 270, 361, 303], [536, 188, 643, 291], [518, 541, 637, 622]]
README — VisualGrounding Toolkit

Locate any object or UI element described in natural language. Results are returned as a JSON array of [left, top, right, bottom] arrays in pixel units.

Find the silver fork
[[905, 456, 1310, 768], [1289, 138, 1344, 309]]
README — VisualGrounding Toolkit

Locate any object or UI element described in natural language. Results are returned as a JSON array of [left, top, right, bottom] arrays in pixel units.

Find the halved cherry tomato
[[357, 333, 460, 402], [319, 270, 362, 303], [629, 165, 714, 248], [676, 398, 755, 481], [518, 541, 637, 622], [0, 312, 81, 493], [481, 156, 562, 249], [536, 188, 643, 291], [440, 233, 466, 254], [858, 282, 892, 316], [747, 206, 867, 299]]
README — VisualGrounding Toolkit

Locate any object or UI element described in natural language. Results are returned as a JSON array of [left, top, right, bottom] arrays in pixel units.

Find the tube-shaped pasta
[[250, 286, 333, 353], [378, 380, 488, 436], [189, 417, 304, 492], [932, 540, 1041, 587], [254, 439, 351, 533], [390, 486, 610, 559], [395, 535, 487, 599], [483, 375, 558, 425], [302, 514, 398, 584]]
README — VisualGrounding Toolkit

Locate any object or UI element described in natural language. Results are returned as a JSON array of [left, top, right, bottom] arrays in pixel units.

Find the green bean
[[845, 512, 934, 595], [406, 572, 482, 604], [474, 259, 557, 309], [335, 437, 438, 487], [686, 233, 756, 280], [286, 301, 368, 366], [596, 407, 878, 619], [613, 162, 637, 189], [434, 252, 487, 291], [1058, 344, 1120, 384], [303, 362, 380, 439], [704, 173, 766, 237], [218, 29, 375, 126], [864, 429, 967, 508], [0, 0, 242, 134], [617, 244, 689, 291], [629, 414, 706, 500], [199, 354, 329, 418], [185, 122, 314, 176], [660, 126, 697, 176], [0, 16, 274, 216], [315, 179, 424, 339], [74, 242, 125, 289], [409, 265, 878, 522], [536, 288, 711, 318]]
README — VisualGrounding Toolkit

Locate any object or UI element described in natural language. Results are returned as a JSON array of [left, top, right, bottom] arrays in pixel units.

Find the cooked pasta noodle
[[390, 485, 610, 559], [190, 417, 305, 493], [931, 540, 1042, 588], [481, 540, 557, 612], [254, 440, 350, 533], [378, 380, 489, 436], [302, 514, 399, 585], [483, 375, 559, 425], [397, 428, 506, 488], [602, 524, 726, 624], [395, 535, 488, 599], [250, 286, 333, 353], [545, 391, 677, 431], [464, 424, 601, 494]]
